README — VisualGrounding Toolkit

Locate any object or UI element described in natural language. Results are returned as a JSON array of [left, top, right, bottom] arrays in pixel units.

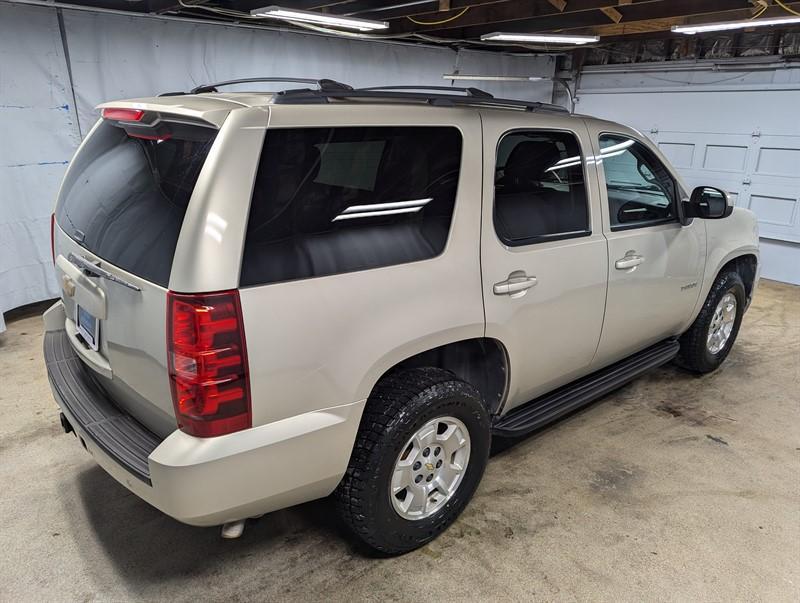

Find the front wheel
[[677, 270, 746, 373], [334, 367, 491, 555]]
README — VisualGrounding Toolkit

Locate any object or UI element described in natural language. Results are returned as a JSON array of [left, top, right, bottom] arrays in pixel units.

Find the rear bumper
[[44, 314, 365, 527]]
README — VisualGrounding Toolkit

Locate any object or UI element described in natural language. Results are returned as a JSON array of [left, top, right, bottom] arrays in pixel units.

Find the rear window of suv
[[55, 120, 217, 287], [240, 126, 463, 287]]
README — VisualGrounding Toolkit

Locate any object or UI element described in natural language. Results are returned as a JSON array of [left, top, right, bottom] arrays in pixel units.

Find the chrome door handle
[[615, 253, 644, 270], [493, 271, 537, 298]]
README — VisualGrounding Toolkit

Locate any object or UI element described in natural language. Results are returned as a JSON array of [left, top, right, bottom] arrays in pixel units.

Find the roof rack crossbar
[[273, 87, 568, 113], [359, 85, 494, 99], [187, 77, 352, 95]]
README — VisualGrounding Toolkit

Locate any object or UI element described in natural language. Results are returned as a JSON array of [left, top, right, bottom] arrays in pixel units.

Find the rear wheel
[[334, 367, 490, 555], [677, 270, 746, 373]]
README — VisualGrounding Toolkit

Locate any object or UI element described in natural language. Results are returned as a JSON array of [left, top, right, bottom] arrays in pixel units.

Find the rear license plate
[[76, 304, 99, 351]]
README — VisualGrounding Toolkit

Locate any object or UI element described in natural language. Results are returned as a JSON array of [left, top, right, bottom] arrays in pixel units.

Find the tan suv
[[44, 78, 760, 554]]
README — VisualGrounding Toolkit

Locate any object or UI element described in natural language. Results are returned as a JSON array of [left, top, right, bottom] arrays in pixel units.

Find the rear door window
[[240, 126, 463, 287], [55, 120, 217, 287], [494, 130, 590, 246]]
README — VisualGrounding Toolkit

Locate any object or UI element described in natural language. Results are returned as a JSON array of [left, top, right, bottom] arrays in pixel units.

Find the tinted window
[[494, 130, 589, 246], [55, 120, 216, 287], [598, 134, 677, 229], [240, 126, 462, 286]]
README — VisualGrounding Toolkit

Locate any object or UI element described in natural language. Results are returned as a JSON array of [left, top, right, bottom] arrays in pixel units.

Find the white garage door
[[658, 131, 800, 244], [577, 65, 800, 284]]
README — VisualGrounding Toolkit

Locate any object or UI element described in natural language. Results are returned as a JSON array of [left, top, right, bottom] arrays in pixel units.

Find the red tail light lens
[[102, 107, 144, 121], [167, 290, 251, 437], [50, 213, 55, 264]]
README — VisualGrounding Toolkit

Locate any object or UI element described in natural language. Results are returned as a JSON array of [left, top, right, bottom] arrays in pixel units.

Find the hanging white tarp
[[0, 3, 80, 332], [0, 3, 555, 331]]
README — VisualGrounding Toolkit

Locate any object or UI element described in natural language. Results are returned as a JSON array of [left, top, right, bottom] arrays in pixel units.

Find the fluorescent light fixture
[[480, 32, 599, 44], [444, 74, 547, 82], [250, 5, 389, 31], [333, 198, 432, 222], [545, 159, 583, 173], [441, 73, 577, 114], [672, 15, 800, 35], [600, 139, 635, 155], [333, 208, 421, 221]]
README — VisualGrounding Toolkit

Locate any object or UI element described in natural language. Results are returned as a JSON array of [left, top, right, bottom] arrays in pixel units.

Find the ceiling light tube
[[332, 207, 423, 221], [480, 32, 599, 44], [341, 198, 432, 214], [250, 5, 389, 31], [444, 74, 547, 82], [672, 15, 800, 35]]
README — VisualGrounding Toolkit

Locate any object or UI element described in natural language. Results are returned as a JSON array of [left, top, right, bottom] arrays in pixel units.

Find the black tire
[[334, 367, 491, 555], [677, 270, 746, 373]]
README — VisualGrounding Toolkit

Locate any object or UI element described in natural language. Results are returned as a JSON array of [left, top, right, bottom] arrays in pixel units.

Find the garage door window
[[240, 126, 462, 287], [599, 134, 677, 230], [494, 130, 590, 247]]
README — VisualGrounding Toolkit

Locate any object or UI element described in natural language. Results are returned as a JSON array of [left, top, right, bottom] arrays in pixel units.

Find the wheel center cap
[[425, 462, 435, 472]]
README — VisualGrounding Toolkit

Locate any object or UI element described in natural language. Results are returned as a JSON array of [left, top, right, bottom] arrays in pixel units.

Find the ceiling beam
[[388, 0, 664, 34], [395, 0, 763, 38], [229, 0, 385, 15], [227, 0, 509, 20], [600, 7, 623, 23], [566, 2, 800, 37], [341, 0, 509, 20]]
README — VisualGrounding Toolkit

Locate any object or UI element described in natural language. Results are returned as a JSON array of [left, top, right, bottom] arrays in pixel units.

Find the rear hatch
[[53, 100, 230, 437]]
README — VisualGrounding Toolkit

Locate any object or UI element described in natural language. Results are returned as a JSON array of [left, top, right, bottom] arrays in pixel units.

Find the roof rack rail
[[273, 86, 568, 113], [160, 77, 353, 96]]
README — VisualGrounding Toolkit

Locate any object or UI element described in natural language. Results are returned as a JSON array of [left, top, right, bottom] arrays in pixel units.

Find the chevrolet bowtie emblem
[[425, 462, 435, 471]]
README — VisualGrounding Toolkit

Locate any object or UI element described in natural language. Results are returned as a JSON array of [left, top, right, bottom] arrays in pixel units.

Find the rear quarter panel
[[237, 105, 485, 426]]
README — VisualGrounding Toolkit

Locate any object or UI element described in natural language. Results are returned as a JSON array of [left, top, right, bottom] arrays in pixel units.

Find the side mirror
[[683, 186, 733, 220]]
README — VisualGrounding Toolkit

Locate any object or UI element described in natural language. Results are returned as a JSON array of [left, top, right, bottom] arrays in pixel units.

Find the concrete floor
[[0, 280, 798, 602]]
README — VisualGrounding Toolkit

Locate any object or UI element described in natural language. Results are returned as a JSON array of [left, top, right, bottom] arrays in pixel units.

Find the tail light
[[167, 290, 251, 437], [50, 213, 55, 264]]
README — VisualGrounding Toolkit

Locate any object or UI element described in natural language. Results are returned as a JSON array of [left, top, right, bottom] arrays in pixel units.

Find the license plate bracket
[[76, 304, 100, 351]]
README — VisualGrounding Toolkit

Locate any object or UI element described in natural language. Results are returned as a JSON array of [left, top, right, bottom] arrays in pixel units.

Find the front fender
[[691, 208, 759, 323]]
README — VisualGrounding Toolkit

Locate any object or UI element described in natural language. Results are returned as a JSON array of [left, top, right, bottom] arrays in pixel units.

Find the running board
[[492, 339, 680, 438]]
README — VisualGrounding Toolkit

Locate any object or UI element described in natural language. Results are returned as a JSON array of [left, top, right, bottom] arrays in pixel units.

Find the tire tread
[[677, 270, 745, 373], [334, 367, 486, 553]]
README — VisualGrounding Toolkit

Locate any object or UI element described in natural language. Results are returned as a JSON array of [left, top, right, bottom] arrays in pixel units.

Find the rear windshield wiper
[[67, 253, 141, 292]]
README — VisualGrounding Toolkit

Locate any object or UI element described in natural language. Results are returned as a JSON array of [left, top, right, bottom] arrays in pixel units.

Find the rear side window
[[494, 130, 589, 246], [240, 126, 462, 286], [55, 120, 217, 287]]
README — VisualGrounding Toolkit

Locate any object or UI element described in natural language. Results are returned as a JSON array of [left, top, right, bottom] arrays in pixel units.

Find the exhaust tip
[[59, 412, 74, 435]]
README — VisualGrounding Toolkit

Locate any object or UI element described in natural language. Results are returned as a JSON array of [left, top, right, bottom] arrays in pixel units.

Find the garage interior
[[1, 0, 799, 600]]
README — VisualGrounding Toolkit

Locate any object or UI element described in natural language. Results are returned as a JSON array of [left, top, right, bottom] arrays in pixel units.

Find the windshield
[[55, 119, 217, 287]]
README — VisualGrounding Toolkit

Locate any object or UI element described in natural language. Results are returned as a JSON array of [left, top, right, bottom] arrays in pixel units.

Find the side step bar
[[492, 339, 680, 438]]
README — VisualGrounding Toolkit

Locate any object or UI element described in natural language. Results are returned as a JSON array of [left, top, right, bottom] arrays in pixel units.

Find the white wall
[[576, 61, 800, 285], [0, 2, 555, 331], [61, 9, 556, 136], [0, 4, 79, 332]]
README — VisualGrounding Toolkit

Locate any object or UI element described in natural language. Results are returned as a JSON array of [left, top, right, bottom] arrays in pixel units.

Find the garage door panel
[[658, 142, 695, 169], [703, 144, 749, 172], [749, 135, 800, 242], [749, 194, 797, 227], [756, 147, 800, 177]]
